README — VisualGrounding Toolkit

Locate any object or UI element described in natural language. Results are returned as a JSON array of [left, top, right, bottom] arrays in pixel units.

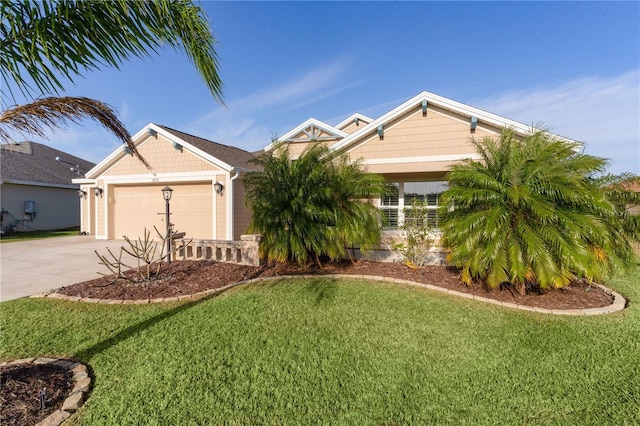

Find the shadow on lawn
[[304, 277, 339, 305], [72, 276, 342, 362], [72, 289, 234, 362]]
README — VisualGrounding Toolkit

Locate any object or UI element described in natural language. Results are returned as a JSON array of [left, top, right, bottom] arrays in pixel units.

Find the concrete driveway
[[1, 236, 135, 302]]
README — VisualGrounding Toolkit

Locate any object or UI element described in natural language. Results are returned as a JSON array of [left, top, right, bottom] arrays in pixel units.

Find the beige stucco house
[[77, 91, 573, 263], [73, 124, 256, 241], [268, 91, 556, 231]]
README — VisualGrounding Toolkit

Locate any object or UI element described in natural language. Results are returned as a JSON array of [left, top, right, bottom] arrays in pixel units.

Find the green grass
[[0, 228, 80, 243], [2, 269, 639, 425]]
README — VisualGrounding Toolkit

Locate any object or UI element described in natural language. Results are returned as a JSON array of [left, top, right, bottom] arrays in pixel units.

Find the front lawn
[[0, 228, 79, 243], [1, 268, 639, 425]]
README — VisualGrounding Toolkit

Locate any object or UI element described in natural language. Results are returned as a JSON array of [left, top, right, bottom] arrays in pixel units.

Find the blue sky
[[4, 1, 639, 174]]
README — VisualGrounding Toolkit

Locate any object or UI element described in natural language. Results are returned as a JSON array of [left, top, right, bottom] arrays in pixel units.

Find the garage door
[[113, 183, 213, 241]]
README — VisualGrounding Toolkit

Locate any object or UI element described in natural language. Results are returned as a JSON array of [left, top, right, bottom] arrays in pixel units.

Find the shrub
[[440, 128, 635, 293], [394, 198, 436, 267], [244, 143, 386, 267]]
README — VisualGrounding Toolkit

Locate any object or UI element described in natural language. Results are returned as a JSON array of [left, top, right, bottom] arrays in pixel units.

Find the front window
[[380, 182, 399, 228], [379, 181, 448, 229]]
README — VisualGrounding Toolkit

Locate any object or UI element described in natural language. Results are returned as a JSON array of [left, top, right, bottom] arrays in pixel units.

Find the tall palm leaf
[[440, 128, 631, 292], [0, 96, 148, 167], [1, 0, 223, 102]]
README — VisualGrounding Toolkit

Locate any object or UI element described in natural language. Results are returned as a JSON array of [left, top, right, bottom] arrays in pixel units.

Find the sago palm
[[440, 128, 631, 292], [244, 143, 385, 267]]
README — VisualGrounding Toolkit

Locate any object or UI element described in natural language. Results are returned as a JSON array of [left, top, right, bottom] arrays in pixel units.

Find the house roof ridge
[[328, 90, 577, 153], [156, 125, 253, 154]]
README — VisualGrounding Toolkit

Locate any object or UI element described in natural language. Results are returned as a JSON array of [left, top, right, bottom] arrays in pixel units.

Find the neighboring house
[[73, 124, 256, 240], [622, 180, 640, 215], [0, 141, 95, 232]]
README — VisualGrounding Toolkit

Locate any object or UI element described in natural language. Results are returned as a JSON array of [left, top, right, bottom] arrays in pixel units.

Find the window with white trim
[[380, 182, 399, 228], [379, 181, 448, 229]]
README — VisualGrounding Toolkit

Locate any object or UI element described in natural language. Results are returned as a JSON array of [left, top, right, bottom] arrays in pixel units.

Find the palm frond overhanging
[[439, 128, 637, 292], [1, 0, 223, 167], [0, 96, 148, 167], [1, 0, 223, 103]]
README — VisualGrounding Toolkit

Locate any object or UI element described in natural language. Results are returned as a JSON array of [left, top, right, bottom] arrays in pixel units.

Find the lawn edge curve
[[31, 275, 627, 315]]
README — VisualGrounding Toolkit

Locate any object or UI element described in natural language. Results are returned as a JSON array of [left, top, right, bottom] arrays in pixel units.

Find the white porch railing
[[175, 234, 264, 267]]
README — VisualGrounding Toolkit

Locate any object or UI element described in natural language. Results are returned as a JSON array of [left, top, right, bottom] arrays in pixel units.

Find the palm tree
[[244, 143, 386, 267], [439, 128, 633, 293], [0, 0, 222, 157]]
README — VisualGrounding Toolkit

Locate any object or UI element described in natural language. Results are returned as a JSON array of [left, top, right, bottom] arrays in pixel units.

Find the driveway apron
[[1, 236, 135, 302]]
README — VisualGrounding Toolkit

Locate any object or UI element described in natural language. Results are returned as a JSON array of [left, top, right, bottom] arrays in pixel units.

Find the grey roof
[[159, 125, 258, 171], [0, 142, 95, 186]]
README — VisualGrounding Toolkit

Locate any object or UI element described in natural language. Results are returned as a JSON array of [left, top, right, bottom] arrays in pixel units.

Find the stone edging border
[[32, 275, 627, 315], [0, 357, 91, 426]]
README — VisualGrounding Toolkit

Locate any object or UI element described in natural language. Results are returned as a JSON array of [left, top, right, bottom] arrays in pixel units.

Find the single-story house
[[0, 142, 95, 233], [77, 91, 573, 254]]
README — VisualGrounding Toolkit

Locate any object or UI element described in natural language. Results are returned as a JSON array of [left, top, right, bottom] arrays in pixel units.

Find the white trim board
[[360, 153, 482, 165]]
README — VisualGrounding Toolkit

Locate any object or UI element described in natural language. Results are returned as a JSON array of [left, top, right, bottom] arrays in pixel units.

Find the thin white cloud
[[188, 56, 362, 151], [471, 70, 640, 174]]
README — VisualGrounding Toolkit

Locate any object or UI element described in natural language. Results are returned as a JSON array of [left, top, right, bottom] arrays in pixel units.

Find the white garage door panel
[[113, 184, 213, 241]]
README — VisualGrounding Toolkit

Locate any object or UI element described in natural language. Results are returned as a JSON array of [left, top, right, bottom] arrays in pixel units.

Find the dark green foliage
[[1, 0, 222, 102], [244, 143, 386, 266], [440, 128, 637, 291], [592, 172, 640, 246]]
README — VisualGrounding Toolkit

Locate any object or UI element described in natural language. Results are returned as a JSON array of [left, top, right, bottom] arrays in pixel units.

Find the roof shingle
[[158, 125, 258, 171], [0, 142, 95, 186]]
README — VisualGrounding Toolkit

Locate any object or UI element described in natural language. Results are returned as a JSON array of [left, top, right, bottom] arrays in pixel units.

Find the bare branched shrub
[[95, 227, 191, 284]]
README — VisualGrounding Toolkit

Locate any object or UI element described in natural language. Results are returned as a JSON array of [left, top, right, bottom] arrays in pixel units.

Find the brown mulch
[[56, 260, 614, 310], [0, 364, 73, 426]]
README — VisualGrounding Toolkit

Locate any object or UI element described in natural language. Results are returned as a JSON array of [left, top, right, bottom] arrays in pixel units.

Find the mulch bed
[[0, 364, 73, 426], [4, 260, 615, 425], [55, 260, 614, 310]]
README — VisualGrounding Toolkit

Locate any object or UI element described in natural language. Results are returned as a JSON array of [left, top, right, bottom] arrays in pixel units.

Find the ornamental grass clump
[[440, 128, 638, 294]]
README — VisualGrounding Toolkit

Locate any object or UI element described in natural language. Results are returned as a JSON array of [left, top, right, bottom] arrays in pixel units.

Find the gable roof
[[159, 126, 257, 171], [85, 123, 258, 178], [0, 142, 95, 187], [270, 91, 577, 157], [264, 118, 347, 152], [335, 113, 373, 131], [329, 91, 575, 153]]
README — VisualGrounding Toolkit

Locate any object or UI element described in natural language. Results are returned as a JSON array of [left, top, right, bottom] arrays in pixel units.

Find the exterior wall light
[[78, 189, 87, 198], [94, 187, 103, 197], [214, 181, 224, 195]]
